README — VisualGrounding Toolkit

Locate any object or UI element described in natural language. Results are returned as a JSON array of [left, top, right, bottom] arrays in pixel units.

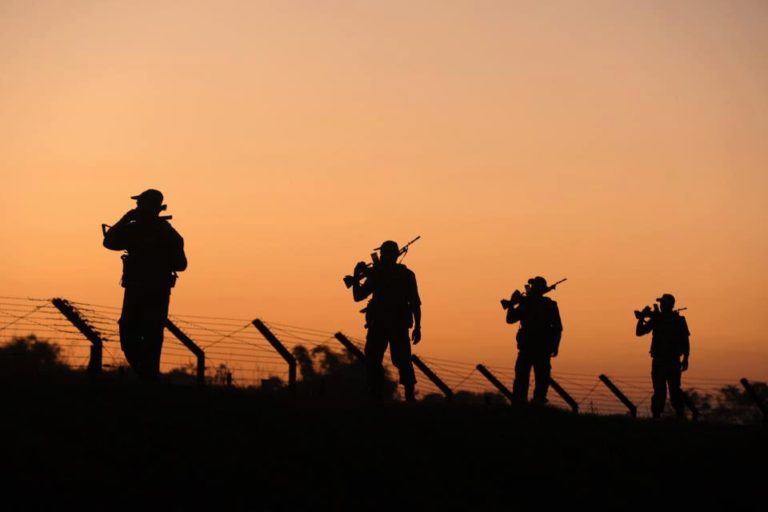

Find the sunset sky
[[2, 1, 767, 380]]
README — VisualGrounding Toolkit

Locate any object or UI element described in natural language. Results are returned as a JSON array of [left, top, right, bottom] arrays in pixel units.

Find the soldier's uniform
[[355, 261, 420, 399], [104, 190, 187, 378], [636, 300, 690, 418], [506, 279, 563, 404]]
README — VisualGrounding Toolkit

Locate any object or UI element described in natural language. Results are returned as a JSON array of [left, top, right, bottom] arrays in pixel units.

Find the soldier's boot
[[404, 383, 416, 402]]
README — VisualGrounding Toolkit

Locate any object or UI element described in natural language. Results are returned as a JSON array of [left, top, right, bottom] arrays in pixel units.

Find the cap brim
[[130, 195, 140, 200]]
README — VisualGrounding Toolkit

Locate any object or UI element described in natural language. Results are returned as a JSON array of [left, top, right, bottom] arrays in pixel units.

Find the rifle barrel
[[549, 278, 567, 289], [400, 235, 421, 253]]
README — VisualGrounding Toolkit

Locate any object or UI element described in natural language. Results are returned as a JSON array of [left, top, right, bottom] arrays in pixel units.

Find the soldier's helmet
[[527, 276, 548, 294], [131, 189, 164, 209], [656, 294, 676, 307], [378, 240, 400, 260]]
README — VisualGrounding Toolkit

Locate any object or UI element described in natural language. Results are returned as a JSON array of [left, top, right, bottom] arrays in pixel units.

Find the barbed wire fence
[[0, 296, 762, 421]]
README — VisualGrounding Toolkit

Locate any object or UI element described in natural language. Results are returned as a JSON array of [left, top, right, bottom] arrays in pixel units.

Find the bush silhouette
[[686, 382, 767, 425], [292, 344, 397, 400], [0, 335, 68, 378]]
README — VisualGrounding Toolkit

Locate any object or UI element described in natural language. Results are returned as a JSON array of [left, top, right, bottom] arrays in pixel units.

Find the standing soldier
[[503, 276, 563, 404], [103, 189, 187, 379], [349, 240, 422, 401], [635, 294, 690, 419]]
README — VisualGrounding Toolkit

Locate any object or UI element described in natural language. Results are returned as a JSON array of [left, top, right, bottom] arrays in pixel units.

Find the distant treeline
[[1, 334, 765, 424]]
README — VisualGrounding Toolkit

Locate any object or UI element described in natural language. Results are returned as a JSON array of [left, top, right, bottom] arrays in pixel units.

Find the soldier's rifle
[[500, 278, 567, 310], [343, 236, 421, 288]]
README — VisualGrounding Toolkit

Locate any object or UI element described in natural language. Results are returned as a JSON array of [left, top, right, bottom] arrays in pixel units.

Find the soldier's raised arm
[[352, 262, 373, 302], [506, 303, 522, 324], [103, 210, 136, 251], [635, 316, 653, 337]]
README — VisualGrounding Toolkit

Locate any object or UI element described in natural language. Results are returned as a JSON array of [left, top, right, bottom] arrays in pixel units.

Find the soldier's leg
[[364, 326, 388, 399], [651, 361, 667, 418], [512, 351, 533, 403], [143, 287, 171, 379], [667, 362, 685, 418], [389, 327, 416, 401], [118, 287, 144, 374], [532, 354, 552, 404]]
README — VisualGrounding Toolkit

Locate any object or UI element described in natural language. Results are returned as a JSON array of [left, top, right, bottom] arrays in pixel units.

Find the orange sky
[[2, 1, 767, 380]]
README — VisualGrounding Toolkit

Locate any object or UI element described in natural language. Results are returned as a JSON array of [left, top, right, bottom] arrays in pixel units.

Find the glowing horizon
[[2, 1, 767, 381]]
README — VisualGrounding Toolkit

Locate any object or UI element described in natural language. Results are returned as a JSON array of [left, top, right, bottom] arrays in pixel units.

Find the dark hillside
[[0, 373, 765, 511]]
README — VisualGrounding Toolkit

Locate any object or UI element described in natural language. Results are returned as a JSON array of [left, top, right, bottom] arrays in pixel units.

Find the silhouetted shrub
[[686, 382, 767, 425], [0, 335, 68, 378], [165, 363, 199, 385], [292, 344, 397, 400]]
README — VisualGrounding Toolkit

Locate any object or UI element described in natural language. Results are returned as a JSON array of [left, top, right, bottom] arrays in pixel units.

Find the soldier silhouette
[[350, 240, 422, 401], [103, 189, 187, 379], [504, 276, 563, 404], [635, 293, 690, 418]]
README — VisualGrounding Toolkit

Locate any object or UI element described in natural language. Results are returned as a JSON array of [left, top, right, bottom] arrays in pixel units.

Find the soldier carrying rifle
[[502, 277, 564, 404], [103, 189, 187, 379], [345, 238, 422, 401], [635, 293, 690, 419]]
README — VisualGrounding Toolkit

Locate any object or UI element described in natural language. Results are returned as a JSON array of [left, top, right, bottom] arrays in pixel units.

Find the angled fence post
[[333, 332, 366, 361], [599, 374, 637, 418], [549, 377, 579, 413], [165, 319, 205, 385], [252, 319, 296, 392], [476, 364, 515, 404], [411, 355, 453, 401], [740, 378, 767, 424], [51, 298, 104, 374]]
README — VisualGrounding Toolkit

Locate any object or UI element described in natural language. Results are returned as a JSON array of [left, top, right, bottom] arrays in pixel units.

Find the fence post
[[740, 378, 767, 424], [549, 377, 579, 413], [411, 355, 453, 401], [333, 332, 366, 361], [252, 319, 296, 392], [476, 364, 515, 404], [598, 374, 637, 418], [165, 319, 205, 385], [51, 298, 104, 374]]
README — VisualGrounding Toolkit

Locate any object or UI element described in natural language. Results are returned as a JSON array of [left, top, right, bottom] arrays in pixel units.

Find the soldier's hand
[[412, 327, 421, 344], [681, 357, 689, 372], [354, 261, 368, 273]]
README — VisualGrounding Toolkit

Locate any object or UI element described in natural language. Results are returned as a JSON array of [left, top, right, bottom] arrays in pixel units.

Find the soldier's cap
[[527, 276, 548, 291], [376, 240, 400, 256], [131, 189, 164, 207], [656, 293, 676, 305]]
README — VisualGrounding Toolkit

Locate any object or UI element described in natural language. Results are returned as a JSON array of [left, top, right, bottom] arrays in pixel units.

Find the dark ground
[[1, 375, 766, 511]]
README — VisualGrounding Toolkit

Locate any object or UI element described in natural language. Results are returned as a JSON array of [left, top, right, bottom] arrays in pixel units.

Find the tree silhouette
[[292, 344, 397, 400], [0, 335, 68, 378], [686, 383, 767, 425]]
